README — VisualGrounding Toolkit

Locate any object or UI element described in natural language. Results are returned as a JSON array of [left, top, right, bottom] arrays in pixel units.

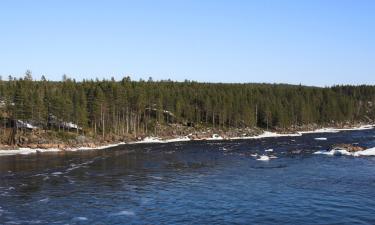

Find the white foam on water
[[39, 198, 49, 203], [314, 137, 327, 141], [313, 149, 351, 156], [150, 176, 163, 180], [257, 155, 270, 161], [66, 159, 96, 172], [51, 172, 63, 175], [111, 210, 135, 216], [265, 149, 273, 152], [73, 217, 88, 221]]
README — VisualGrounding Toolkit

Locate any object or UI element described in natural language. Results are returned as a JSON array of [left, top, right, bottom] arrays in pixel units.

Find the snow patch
[[207, 134, 224, 140], [353, 147, 375, 156], [16, 120, 38, 129], [72, 142, 126, 151], [164, 136, 191, 143], [132, 136, 190, 144], [301, 124, 373, 134], [232, 131, 301, 140], [0, 142, 126, 156], [0, 148, 60, 156]]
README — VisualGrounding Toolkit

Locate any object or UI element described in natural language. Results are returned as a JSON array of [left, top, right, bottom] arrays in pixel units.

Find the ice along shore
[[0, 124, 373, 156]]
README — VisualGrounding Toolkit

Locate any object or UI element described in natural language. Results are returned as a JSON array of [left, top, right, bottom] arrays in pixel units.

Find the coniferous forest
[[1, 71, 375, 143]]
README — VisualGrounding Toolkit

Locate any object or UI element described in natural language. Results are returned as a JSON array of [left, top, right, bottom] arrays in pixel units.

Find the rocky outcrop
[[330, 144, 365, 152]]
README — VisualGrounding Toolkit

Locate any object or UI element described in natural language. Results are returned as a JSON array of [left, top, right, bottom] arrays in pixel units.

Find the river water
[[1, 129, 375, 224]]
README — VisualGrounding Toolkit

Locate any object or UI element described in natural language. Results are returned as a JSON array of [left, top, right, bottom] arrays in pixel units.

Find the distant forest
[[1, 71, 375, 137]]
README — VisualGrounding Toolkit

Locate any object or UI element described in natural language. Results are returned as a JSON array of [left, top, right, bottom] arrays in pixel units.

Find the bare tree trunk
[[122, 109, 125, 135], [126, 107, 129, 134], [144, 110, 147, 134], [212, 111, 215, 128], [101, 103, 105, 139], [255, 104, 258, 127]]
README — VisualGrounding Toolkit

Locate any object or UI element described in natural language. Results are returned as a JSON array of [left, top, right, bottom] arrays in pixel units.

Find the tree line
[[0, 71, 374, 137]]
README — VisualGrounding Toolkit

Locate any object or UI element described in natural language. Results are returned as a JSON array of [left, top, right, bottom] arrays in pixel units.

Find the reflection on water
[[1, 129, 375, 224]]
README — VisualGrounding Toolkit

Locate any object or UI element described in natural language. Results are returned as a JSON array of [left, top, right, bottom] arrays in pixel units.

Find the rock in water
[[330, 144, 365, 152]]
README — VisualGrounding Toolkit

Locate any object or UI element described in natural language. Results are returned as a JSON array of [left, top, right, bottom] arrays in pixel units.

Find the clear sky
[[0, 0, 374, 86]]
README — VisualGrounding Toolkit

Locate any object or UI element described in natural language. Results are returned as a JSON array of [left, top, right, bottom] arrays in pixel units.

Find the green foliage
[[1, 74, 375, 136]]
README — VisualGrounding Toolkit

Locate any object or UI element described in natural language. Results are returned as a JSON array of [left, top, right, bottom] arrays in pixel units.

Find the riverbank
[[0, 123, 373, 156]]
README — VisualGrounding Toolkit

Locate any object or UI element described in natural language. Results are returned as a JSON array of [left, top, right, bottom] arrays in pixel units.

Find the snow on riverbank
[[69, 142, 126, 151], [0, 142, 126, 156], [230, 124, 374, 140], [0, 148, 60, 156], [230, 131, 301, 140], [1, 124, 373, 156], [130, 136, 191, 144], [207, 134, 224, 140], [299, 124, 374, 134]]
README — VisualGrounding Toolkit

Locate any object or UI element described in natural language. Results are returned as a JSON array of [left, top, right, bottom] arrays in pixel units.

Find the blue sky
[[0, 0, 374, 86]]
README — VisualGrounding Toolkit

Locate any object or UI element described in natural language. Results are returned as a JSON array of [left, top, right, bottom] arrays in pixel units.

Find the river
[[1, 129, 375, 224]]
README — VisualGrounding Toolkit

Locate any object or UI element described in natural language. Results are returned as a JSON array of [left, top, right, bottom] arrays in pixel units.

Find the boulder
[[330, 144, 365, 152]]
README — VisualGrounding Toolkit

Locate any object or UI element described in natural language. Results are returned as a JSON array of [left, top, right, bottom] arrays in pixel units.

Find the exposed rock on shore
[[330, 144, 365, 152]]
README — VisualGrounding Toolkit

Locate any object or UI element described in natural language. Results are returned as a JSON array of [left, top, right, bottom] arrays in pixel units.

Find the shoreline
[[0, 124, 374, 156]]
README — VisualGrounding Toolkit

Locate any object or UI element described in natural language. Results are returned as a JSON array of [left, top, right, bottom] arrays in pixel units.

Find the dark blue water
[[1, 129, 375, 224]]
